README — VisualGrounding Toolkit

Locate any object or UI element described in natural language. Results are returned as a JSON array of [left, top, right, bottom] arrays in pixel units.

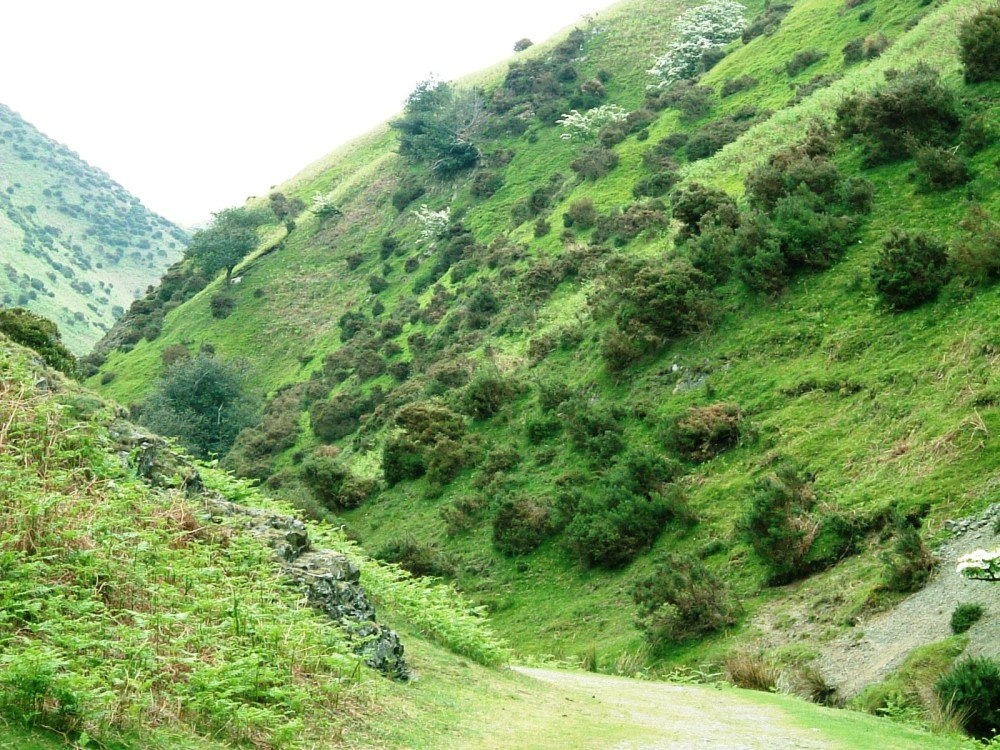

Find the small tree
[[0, 308, 76, 375], [958, 4, 1000, 83], [141, 353, 258, 459], [185, 206, 268, 281]]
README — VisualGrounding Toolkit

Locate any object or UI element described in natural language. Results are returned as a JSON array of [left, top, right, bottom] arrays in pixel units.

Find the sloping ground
[[814, 506, 1000, 697], [0, 104, 187, 352]]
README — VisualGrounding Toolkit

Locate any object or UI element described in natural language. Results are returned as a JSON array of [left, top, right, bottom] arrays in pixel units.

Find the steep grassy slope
[[0, 104, 187, 352], [90, 0, 999, 725], [0, 336, 509, 748]]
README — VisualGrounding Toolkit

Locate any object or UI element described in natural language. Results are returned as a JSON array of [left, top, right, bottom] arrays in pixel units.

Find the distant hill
[[0, 103, 188, 352]]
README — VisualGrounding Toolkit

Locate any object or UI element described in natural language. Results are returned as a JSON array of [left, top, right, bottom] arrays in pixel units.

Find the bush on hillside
[[721, 74, 758, 97], [634, 553, 737, 645], [391, 176, 425, 211], [742, 2, 791, 42], [646, 81, 714, 120], [566, 485, 687, 568], [562, 398, 625, 461], [912, 145, 972, 191], [742, 462, 859, 584], [785, 49, 828, 77], [668, 402, 746, 462], [461, 370, 519, 420], [210, 293, 235, 319], [310, 393, 366, 442], [382, 433, 427, 486], [0, 307, 76, 375], [934, 657, 1000, 740], [686, 111, 760, 161], [671, 182, 740, 240], [563, 197, 598, 229], [493, 496, 554, 556], [880, 521, 934, 592], [836, 64, 961, 165], [958, 4, 1000, 83], [376, 537, 456, 578], [570, 146, 620, 180], [299, 452, 379, 510], [950, 206, 1000, 284], [871, 230, 949, 310]]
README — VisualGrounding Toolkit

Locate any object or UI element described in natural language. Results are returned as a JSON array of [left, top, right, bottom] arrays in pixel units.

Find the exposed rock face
[[205, 496, 409, 680], [115, 423, 408, 680]]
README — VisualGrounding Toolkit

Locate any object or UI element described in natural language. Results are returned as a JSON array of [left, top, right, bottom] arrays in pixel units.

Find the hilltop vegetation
[[90, 0, 999, 733], [0, 104, 187, 353]]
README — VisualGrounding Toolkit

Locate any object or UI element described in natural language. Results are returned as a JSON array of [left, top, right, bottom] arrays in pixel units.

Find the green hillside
[[0, 104, 188, 353], [89, 0, 999, 734]]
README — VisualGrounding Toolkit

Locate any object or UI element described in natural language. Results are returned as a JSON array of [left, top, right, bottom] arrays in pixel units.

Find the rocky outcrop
[[204, 496, 409, 680], [113, 423, 408, 680]]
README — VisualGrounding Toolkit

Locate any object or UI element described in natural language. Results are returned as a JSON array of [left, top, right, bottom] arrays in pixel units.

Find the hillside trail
[[511, 667, 831, 749]]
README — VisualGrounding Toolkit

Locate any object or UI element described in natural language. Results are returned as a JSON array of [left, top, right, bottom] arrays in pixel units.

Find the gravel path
[[814, 505, 1000, 696], [514, 667, 832, 750]]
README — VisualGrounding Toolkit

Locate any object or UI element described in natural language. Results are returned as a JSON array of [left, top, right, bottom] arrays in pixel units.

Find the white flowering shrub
[[957, 548, 1000, 581], [311, 192, 342, 219], [413, 204, 451, 243], [649, 0, 747, 87], [558, 104, 631, 140]]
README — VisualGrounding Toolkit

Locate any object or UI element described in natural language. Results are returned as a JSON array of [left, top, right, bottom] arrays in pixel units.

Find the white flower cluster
[[311, 192, 342, 218], [648, 0, 747, 87], [413, 204, 451, 242], [957, 548, 1000, 581], [557, 104, 631, 140]]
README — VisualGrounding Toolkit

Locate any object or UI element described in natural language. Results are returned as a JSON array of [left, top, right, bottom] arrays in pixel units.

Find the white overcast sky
[[1, 1, 613, 226]]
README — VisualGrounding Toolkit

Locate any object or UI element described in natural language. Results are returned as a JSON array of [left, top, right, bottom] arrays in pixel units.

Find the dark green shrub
[[472, 170, 504, 199], [913, 145, 972, 191], [600, 325, 651, 374], [391, 177, 426, 211], [566, 484, 687, 568], [376, 537, 455, 578], [684, 217, 736, 284], [742, 463, 855, 584], [0, 308, 76, 375], [570, 147, 619, 180], [300, 453, 378, 510], [935, 658, 1000, 740], [563, 399, 625, 460], [382, 433, 426, 486], [958, 4, 1000, 83], [310, 393, 365, 442], [721, 75, 758, 97], [594, 200, 669, 245], [671, 183, 740, 240], [426, 437, 475, 487], [493, 497, 554, 556], [643, 134, 688, 171], [394, 401, 465, 445], [951, 603, 985, 634], [686, 114, 758, 161], [610, 257, 718, 340], [963, 113, 996, 155], [526, 414, 562, 443], [368, 275, 389, 294], [871, 230, 949, 310], [785, 49, 828, 77], [161, 344, 190, 369], [880, 521, 934, 592], [461, 371, 518, 419], [742, 2, 792, 42], [563, 198, 598, 229], [441, 494, 488, 535], [646, 81, 713, 120], [634, 553, 737, 645], [836, 64, 961, 165], [345, 253, 364, 271], [633, 169, 678, 198], [380, 235, 401, 258], [210, 293, 235, 319], [843, 37, 865, 64], [537, 379, 572, 412], [669, 403, 745, 461], [950, 206, 1000, 284], [100, 371, 117, 385]]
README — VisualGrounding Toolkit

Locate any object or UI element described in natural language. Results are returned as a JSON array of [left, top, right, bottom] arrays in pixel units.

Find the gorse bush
[[950, 603, 985, 634], [668, 402, 745, 461], [492, 496, 554, 556], [950, 206, 1000, 284], [880, 520, 934, 592], [0, 308, 76, 375], [836, 64, 961, 165], [958, 4, 1000, 83], [871, 230, 949, 310], [633, 553, 736, 646], [300, 452, 379, 510], [912, 145, 972, 191], [935, 657, 1000, 740]]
